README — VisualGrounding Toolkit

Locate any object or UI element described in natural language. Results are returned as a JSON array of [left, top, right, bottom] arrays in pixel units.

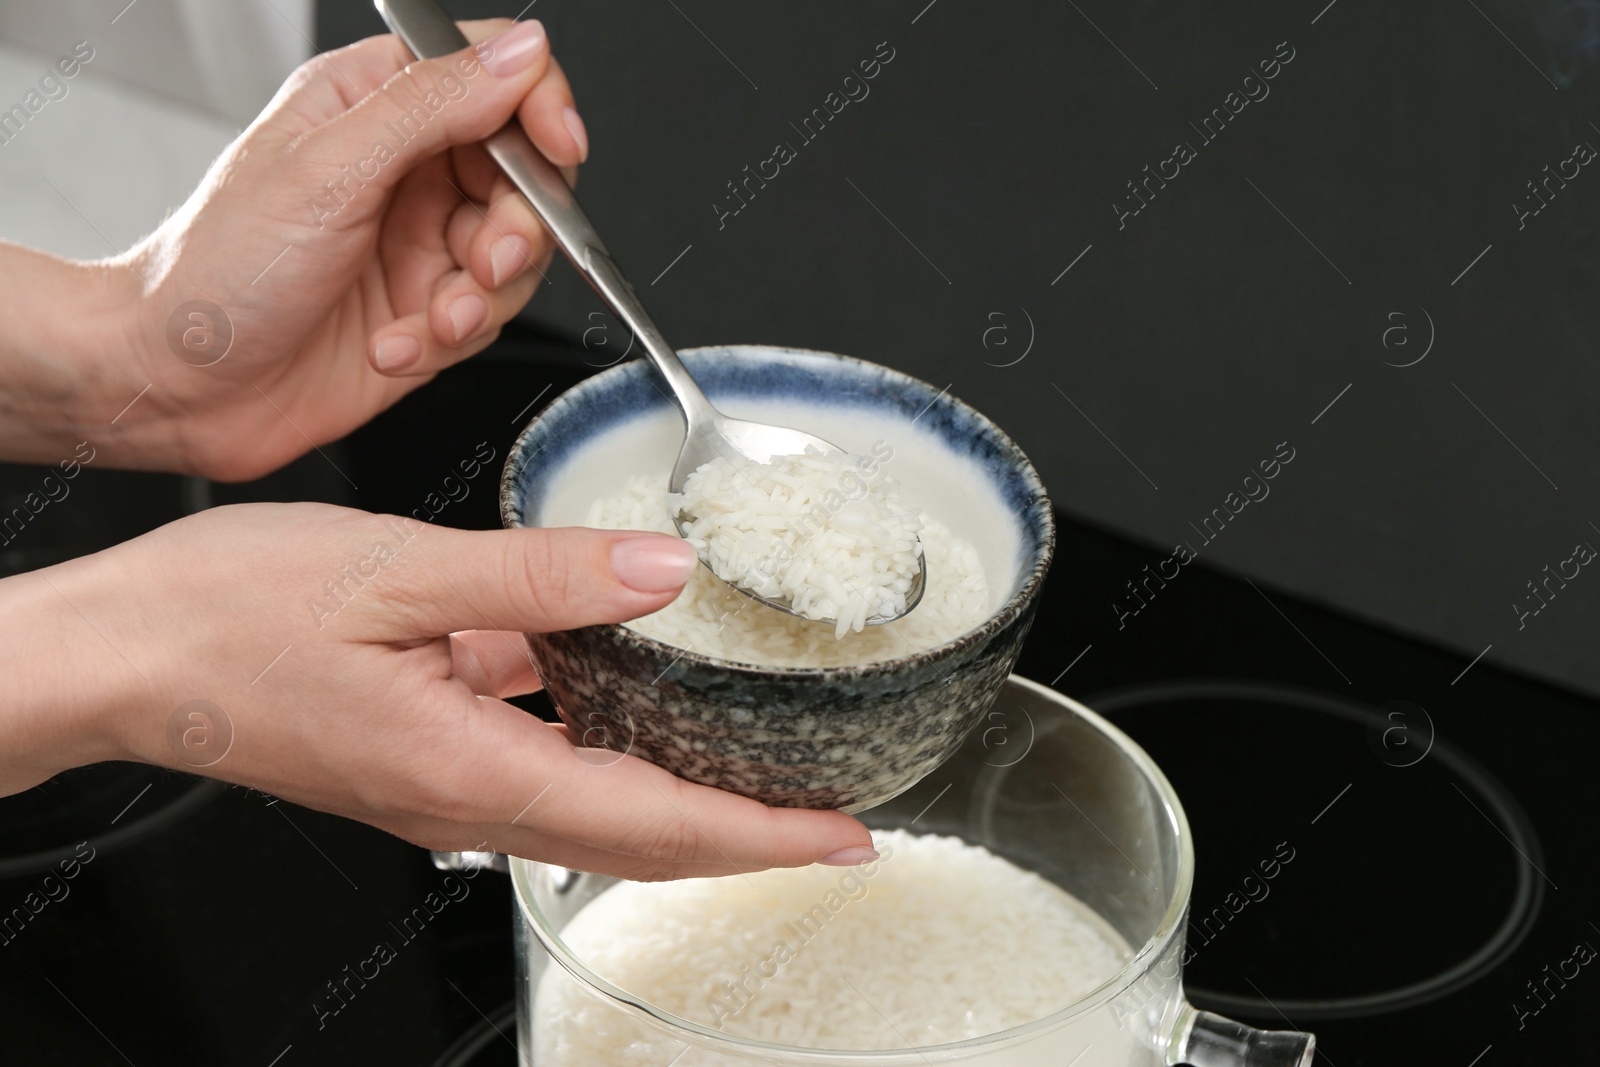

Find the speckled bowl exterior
[[500, 346, 1054, 813]]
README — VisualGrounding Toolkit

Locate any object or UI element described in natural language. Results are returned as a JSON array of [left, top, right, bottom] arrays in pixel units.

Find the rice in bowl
[[588, 475, 991, 669]]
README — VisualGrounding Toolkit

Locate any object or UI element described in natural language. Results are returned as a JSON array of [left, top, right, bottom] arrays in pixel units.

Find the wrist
[[0, 554, 154, 795], [0, 245, 171, 470]]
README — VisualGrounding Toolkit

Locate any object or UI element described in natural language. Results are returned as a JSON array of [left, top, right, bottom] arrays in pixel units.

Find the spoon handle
[[375, 0, 719, 427]]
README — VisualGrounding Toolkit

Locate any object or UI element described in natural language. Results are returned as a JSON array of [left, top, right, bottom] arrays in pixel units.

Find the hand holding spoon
[[376, 0, 925, 625]]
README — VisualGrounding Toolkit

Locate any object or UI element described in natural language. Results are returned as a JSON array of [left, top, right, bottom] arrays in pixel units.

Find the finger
[[467, 700, 875, 871], [437, 51, 581, 196], [371, 170, 544, 376], [367, 305, 497, 377], [444, 141, 503, 204], [370, 524, 698, 637], [444, 194, 489, 267], [450, 142, 576, 199], [368, 259, 539, 376], [440, 141, 560, 288], [375, 156, 458, 316], [489, 831, 791, 881], [368, 308, 453, 377], [466, 174, 550, 289], [442, 192, 552, 289], [399, 815, 785, 881], [449, 629, 543, 698], [266, 20, 520, 122], [515, 55, 586, 167], [453, 27, 584, 168], [422, 260, 539, 352], [444, 95, 576, 198], [301, 20, 556, 230]]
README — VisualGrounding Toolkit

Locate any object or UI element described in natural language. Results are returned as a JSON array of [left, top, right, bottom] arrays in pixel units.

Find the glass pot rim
[[510, 675, 1197, 1061]]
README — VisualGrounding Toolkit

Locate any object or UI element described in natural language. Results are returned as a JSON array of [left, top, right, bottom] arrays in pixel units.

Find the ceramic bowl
[[500, 345, 1054, 812]]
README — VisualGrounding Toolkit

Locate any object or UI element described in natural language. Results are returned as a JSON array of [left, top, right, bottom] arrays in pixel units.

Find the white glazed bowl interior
[[532, 348, 1028, 653]]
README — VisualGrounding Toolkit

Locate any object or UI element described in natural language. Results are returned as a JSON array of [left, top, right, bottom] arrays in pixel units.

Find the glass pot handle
[[1173, 1005, 1315, 1067]]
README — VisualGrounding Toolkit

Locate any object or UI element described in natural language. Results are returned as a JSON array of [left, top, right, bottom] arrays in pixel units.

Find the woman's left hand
[[103, 19, 585, 480]]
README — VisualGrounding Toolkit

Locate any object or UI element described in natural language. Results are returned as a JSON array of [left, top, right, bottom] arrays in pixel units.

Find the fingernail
[[481, 20, 546, 77], [562, 106, 589, 163], [447, 293, 489, 343], [373, 334, 421, 373], [819, 846, 880, 867], [489, 234, 531, 287], [611, 537, 698, 593]]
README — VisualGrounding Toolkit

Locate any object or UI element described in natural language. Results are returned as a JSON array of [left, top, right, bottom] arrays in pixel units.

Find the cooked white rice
[[533, 829, 1131, 1064], [587, 476, 990, 668], [672, 450, 925, 637]]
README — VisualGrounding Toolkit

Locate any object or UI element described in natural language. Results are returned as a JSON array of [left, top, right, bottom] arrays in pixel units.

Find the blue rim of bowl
[[499, 344, 1055, 679]]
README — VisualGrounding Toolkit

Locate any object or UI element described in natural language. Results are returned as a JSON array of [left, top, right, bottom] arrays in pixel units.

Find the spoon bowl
[[667, 415, 929, 625], [377, 0, 928, 626]]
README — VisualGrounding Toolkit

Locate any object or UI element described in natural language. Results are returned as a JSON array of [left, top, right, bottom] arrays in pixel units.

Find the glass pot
[[441, 676, 1314, 1065]]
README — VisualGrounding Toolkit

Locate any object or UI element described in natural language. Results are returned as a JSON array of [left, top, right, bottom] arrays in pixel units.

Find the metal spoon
[[376, 0, 926, 625]]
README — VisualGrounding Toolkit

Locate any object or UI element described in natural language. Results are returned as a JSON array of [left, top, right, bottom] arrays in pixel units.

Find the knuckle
[[280, 54, 333, 101], [376, 51, 484, 133], [355, 697, 480, 823], [374, 71, 424, 129], [359, 528, 432, 625], [619, 808, 702, 864], [502, 533, 574, 627], [614, 859, 685, 883], [492, 186, 542, 230], [743, 812, 786, 869]]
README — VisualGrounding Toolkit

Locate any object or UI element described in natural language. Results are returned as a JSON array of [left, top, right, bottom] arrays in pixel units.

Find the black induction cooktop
[[1, 330, 1594, 1066]]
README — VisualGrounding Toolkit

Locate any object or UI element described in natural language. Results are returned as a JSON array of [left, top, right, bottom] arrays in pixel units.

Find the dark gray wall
[[323, 1, 1600, 695]]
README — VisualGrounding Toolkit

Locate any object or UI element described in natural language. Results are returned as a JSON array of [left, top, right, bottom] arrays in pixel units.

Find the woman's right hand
[[0, 503, 875, 880]]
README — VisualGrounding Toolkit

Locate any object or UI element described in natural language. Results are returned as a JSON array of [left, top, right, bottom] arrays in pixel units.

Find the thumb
[[305, 21, 552, 216], [376, 524, 699, 638]]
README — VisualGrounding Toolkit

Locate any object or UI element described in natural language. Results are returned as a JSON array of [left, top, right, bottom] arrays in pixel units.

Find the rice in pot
[[532, 829, 1131, 1064]]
